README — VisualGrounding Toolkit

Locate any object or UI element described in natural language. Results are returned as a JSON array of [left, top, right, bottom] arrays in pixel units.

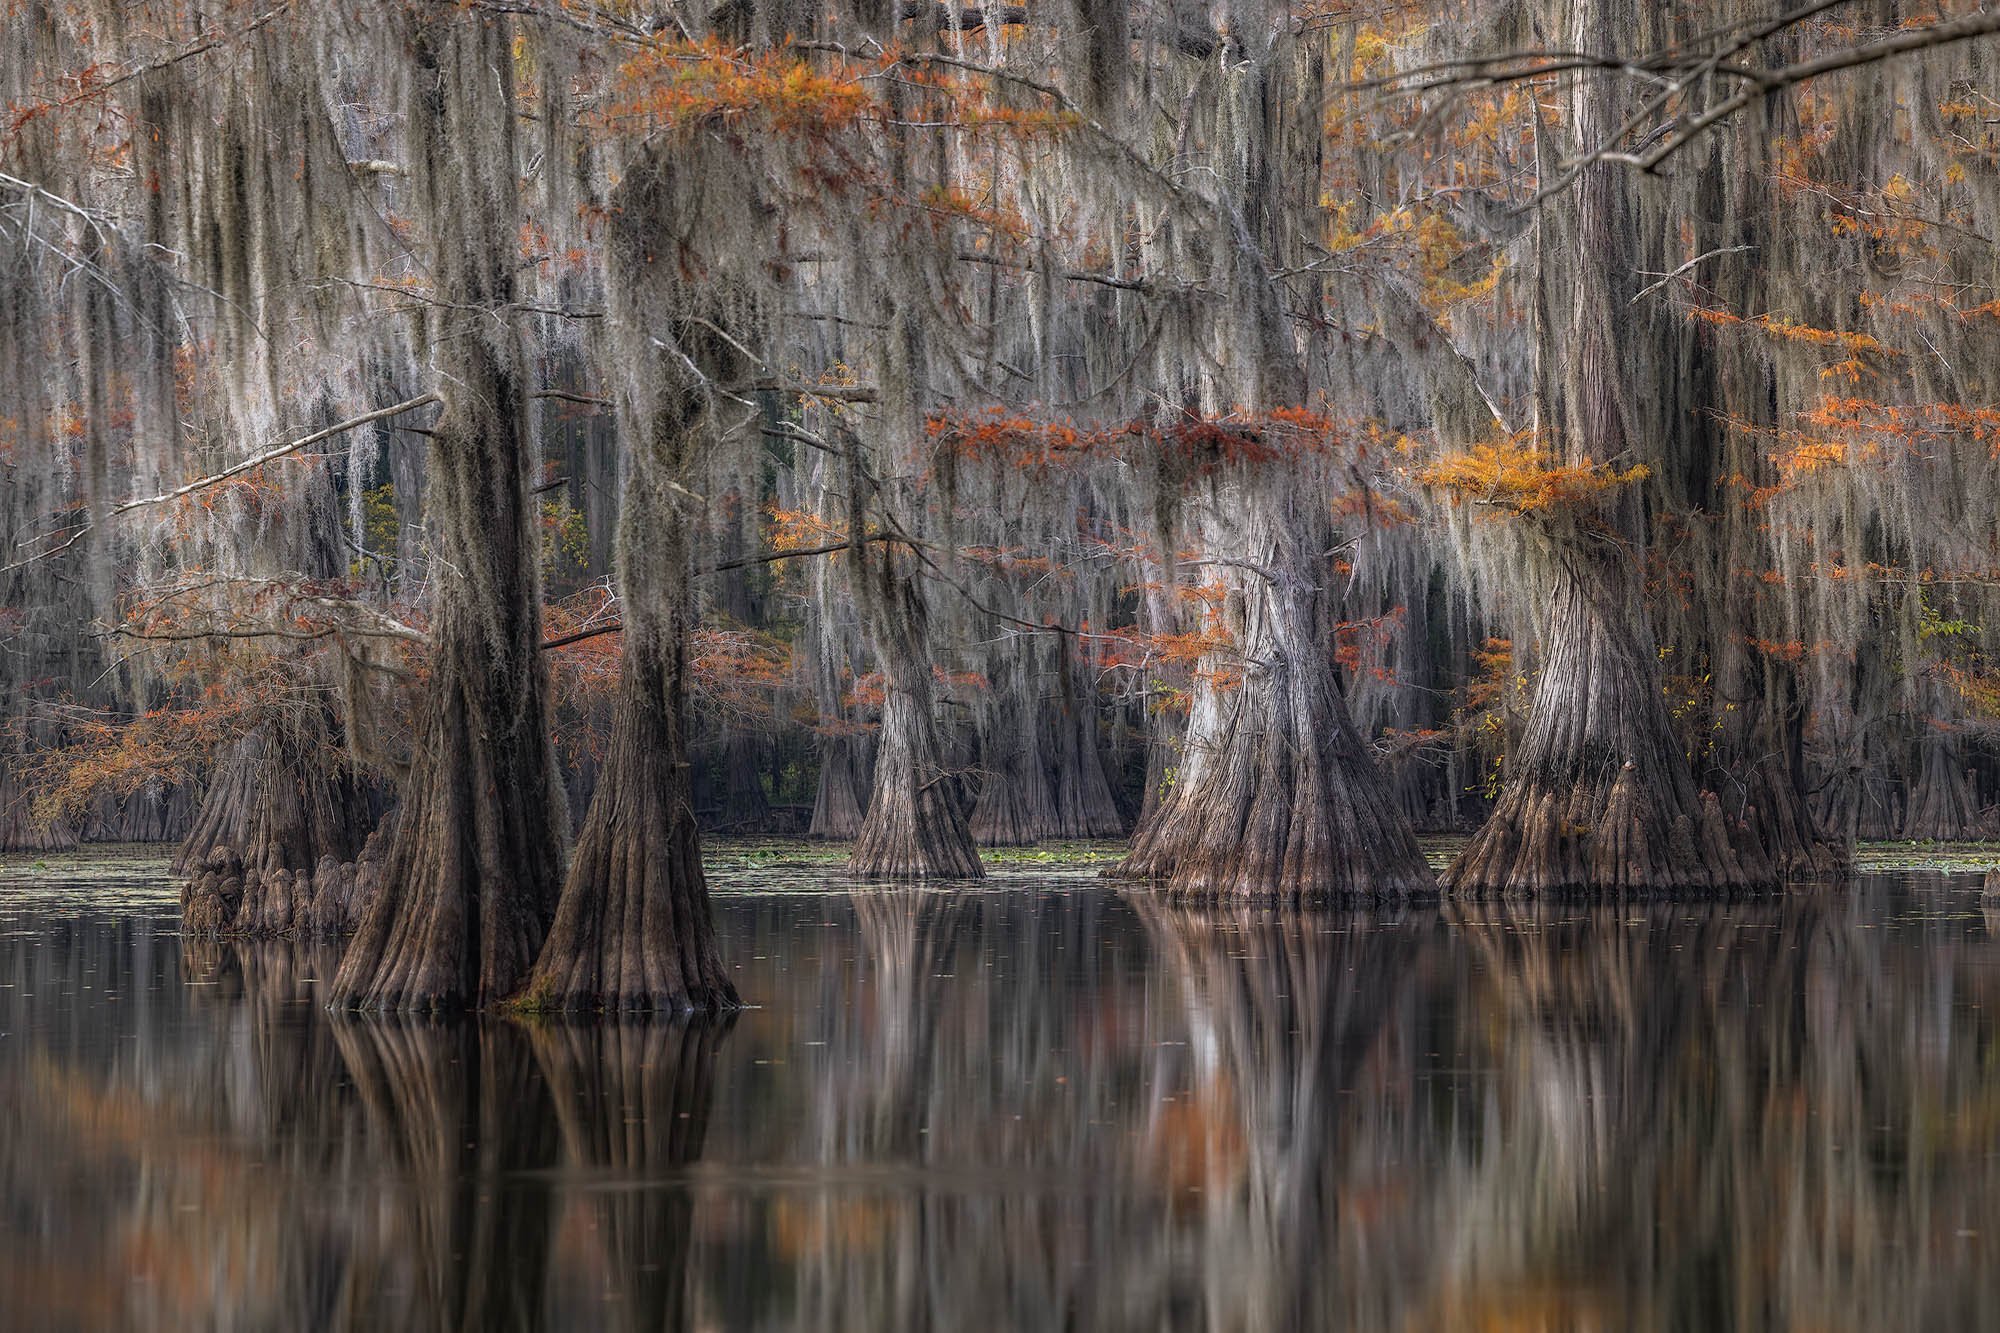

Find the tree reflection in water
[[6, 882, 2000, 1329]]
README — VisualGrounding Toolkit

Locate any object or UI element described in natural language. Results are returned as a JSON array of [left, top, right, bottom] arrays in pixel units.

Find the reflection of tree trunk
[[1115, 471, 1432, 901], [329, 1018, 556, 1329], [847, 889, 966, 1154], [331, 17, 564, 1011], [528, 1018, 731, 1332], [1128, 896, 1418, 1332]]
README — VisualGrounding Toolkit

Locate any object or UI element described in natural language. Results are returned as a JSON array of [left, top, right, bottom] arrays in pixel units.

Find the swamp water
[[5, 843, 2000, 1330]]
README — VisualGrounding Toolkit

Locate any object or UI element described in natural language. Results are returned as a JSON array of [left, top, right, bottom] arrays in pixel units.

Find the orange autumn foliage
[[1419, 433, 1650, 515]]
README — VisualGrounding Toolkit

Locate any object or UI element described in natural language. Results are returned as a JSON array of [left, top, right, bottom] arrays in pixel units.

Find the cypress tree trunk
[[1705, 653, 1844, 876], [525, 431, 738, 1012], [1047, 630, 1126, 839], [331, 16, 565, 1011], [1903, 719, 1983, 841], [1113, 473, 1434, 902], [968, 646, 1059, 846], [524, 135, 741, 1009], [809, 732, 872, 839], [176, 713, 375, 938], [715, 490, 774, 832], [0, 756, 76, 852], [1445, 0, 1780, 898], [849, 557, 983, 878], [1443, 557, 1766, 897]]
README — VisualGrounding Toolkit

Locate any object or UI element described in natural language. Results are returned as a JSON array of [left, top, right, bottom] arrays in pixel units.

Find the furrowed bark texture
[[526, 450, 737, 1012], [1442, 561, 1774, 898], [1049, 631, 1127, 839], [1113, 475, 1434, 903], [176, 714, 376, 938], [526, 150, 740, 1013], [969, 648, 1058, 846], [331, 16, 565, 1011], [809, 733, 872, 839], [849, 559, 984, 879], [1445, 0, 1783, 898]]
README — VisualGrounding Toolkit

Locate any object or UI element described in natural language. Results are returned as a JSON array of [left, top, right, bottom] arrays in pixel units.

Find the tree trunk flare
[[849, 560, 984, 879], [82, 782, 197, 844], [1111, 476, 1432, 903], [716, 727, 774, 831], [968, 744, 1058, 846], [851, 679, 985, 878], [1903, 726, 1986, 841], [1048, 631, 1127, 839], [809, 732, 872, 839], [328, 373, 565, 1004], [969, 649, 1059, 846], [0, 759, 76, 852], [525, 624, 740, 1013], [175, 715, 376, 938], [326, 351, 562, 1003], [1443, 564, 1780, 898], [1704, 664, 1846, 878], [329, 16, 565, 1012]]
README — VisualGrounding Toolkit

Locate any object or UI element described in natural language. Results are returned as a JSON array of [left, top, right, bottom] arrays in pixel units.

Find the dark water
[[7, 852, 2000, 1330]]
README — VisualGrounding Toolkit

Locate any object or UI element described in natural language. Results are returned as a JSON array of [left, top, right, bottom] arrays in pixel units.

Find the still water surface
[[6, 848, 2000, 1330]]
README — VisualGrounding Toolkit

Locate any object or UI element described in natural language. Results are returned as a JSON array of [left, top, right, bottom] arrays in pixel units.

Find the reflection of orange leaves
[[1150, 1084, 1246, 1202], [769, 1196, 892, 1263]]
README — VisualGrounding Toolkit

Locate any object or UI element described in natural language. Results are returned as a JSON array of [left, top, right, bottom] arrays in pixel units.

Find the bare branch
[[6, 395, 439, 571]]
